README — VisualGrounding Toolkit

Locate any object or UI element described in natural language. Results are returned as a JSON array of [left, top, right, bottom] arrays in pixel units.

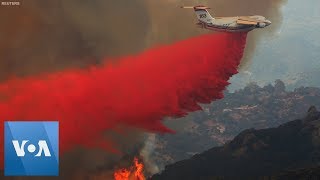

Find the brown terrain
[[150, 80, 320, 171]]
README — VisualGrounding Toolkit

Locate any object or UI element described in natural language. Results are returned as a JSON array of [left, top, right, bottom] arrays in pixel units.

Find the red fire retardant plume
[[0, 32, 247, 169]]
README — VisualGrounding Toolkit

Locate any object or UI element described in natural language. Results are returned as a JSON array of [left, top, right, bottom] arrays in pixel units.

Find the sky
[[229, 0, 320, 91]]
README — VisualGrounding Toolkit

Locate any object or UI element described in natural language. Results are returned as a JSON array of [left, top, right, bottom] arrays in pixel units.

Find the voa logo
[[12, 140, 51, 157], [4, 121, 59, 176]]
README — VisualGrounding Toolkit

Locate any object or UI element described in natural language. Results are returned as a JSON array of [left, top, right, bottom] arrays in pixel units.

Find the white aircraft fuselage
[[182, 6, 271, 32]]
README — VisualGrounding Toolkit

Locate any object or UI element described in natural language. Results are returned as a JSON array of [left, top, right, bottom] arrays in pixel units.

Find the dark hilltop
[[151, 80, 320, 169], [151, 106, 320, 179]]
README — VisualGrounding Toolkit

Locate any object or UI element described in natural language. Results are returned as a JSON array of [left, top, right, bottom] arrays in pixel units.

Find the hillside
[[150, 81, 320, 169], [151, 106, 320, 179]]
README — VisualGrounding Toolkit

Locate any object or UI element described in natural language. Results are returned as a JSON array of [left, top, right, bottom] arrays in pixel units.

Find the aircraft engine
[[257, 22, 267, 28]]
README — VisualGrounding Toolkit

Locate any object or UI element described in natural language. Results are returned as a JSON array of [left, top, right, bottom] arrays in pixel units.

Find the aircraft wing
[[236, 19, 258, 25], [236, 16, 265, 25]]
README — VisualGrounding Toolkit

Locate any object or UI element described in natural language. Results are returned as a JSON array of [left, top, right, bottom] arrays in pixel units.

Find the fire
[[114, 157, 145, 180]]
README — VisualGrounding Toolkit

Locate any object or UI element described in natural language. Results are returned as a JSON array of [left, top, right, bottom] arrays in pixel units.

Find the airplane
[[181, 5, 271, 32]]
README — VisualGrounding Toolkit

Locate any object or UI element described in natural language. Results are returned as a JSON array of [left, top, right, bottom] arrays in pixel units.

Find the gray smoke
[[140, 134, 160, 176], [0, 0, 287, 178], [143, 0, 288, 69], [0, 0, 149, 81]]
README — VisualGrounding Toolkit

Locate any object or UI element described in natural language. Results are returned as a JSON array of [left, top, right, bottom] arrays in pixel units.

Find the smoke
[[140, 1, 287, 173], [0, 0, 150, 81], [58, 128, 146, 180], [143, 0, 287, 69], [0, 0, 285, 177], [0, 32, 247, 173], [0, 0, 286, 81], [140, 134, 160, 176]]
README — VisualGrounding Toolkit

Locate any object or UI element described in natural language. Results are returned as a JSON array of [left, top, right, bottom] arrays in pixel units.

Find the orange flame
[[114, 157, 145, 180]]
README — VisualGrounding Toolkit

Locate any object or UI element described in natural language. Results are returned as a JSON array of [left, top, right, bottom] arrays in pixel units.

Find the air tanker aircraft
[[182, 5, 272, 32]]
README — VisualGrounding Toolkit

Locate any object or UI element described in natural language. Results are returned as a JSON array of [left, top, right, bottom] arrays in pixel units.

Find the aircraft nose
[[266, 20, 272, 26]]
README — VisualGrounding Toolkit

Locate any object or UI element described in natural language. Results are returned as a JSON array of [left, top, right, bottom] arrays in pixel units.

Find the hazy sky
[[229, 0, 320, 90], [0, 0, 318, 90]]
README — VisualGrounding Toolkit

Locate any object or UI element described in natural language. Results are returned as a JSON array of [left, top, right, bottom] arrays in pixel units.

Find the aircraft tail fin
[[181, 5, 214, 23]]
